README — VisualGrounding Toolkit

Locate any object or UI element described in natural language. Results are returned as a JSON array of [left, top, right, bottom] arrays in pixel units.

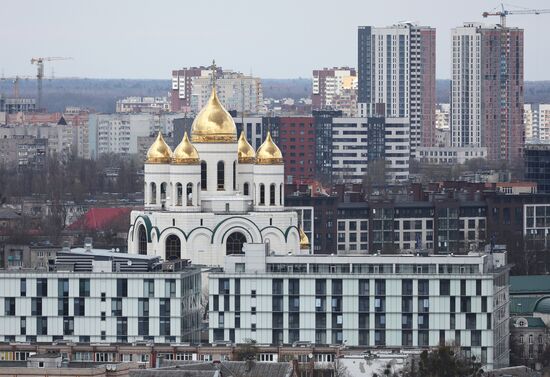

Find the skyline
[[2, 0, 550, 80]]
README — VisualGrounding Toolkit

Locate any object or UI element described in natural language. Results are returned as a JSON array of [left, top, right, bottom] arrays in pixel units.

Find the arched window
[[160, 182, 167, 202], [150, 182, 157, 204], [165, 235, 181, 260], [186, 183, 193, 206], [201, 161, 207, 190], [176, 183, 183, 206], [138, 225, 147, 255], [243, 182, 249, 196], [217, 161, 225, 190], [233, 160, 236, 191], [226, 232, 247, 255], [270, 184, 276, 205], [259, 184, 265, 205]]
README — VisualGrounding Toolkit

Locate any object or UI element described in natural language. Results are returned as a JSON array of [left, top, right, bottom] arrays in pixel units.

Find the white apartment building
[[417, 146, 487, 165], [435, 104, 450, 130], [331, 118, 370, 184], [88, 113, 185, 158], [451, 23, 482, 148], [190, 71, 264, 114], [0, 250, 202, 345], [329, 117, 409, 184], [116, 97, 170, 113], [524, 104, 550, 142], [385, 117, 410, 182], [209, 245, 510, 370]]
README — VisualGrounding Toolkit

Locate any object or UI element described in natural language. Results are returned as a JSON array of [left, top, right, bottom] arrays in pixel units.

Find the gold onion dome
[[146, 131, 172, 164], [256, 131, 283, 165], [172, 132, 200, 164], [299, 227, 310, 249], [191, 86, 237, 143], [237, 131, 256, 164]]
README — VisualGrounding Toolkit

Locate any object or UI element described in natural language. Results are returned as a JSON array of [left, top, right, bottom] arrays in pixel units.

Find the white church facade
[[128, 82, 309, 266]]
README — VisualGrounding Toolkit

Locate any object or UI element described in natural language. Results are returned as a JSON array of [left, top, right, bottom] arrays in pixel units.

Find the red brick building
[[278, 116, 315, 184]]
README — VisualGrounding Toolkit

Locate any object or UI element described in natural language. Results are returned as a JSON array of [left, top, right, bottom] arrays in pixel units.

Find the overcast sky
[[2, 0, 550, 80]]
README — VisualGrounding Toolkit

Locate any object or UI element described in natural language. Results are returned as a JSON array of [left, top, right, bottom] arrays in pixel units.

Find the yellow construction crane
[[30, 56, 73, 109], [483, 3, 550, 28]]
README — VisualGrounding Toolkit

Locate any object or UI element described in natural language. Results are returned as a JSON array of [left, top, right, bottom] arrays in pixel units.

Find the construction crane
[[30, 56, 72, 109], [482, 3, 550, 28]]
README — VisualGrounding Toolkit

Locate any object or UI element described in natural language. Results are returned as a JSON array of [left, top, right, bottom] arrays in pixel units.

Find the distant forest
[[1, 78, 550, 113]]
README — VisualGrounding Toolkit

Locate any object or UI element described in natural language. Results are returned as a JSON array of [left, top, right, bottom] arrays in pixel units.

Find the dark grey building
[[525, 143, 550, 194]]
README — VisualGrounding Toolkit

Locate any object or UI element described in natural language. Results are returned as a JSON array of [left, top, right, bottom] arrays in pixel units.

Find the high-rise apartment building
[[171, 67, 264, 114], [358, 23, 436, 155], [312, 67, 357, 116], [451, 23, 524, 162], [524, 104, 550, 142]]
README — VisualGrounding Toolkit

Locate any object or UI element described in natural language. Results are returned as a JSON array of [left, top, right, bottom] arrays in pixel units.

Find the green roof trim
[[526, 317, 547, 328], [510, 275, 550, 295]]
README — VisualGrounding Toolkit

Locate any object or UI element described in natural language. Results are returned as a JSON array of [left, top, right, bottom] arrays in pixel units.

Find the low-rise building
[[208, 245, 510, 370], [417, 146, 487, 164], [0, 249, 202, 345]]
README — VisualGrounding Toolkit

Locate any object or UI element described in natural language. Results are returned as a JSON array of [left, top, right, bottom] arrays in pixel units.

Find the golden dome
[[146, 131, 172, 164], [256, 131, 283, 165], [191, 86, 237, 143], [237, 131, 256, 164], [299, 227, 310, 249], [172, 132, 199, 164]]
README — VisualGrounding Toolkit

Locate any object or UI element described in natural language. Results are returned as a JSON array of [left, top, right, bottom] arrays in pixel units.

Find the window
[[58, 278, 69, 297], [144, 279, 154, 297], [20, 279, 26, 297], [37, 278, 47, 297], [31, 298, 42, 316], [440, 280, 450, 296], [270, 184, 276, 205], [243, 183, 249, 196], [165, 279, 176, 297], [37, 316, 47, 335], [117, 279, 128, 297], [217, 161, 225, 190], [226, 232, 246, 255], [200, 161, 207, 190], [259, 184, 265, 205], [63, 317, 74, 335], [74, 298, 85, 316], [4, 298, 15, 316], [138, 225, 147, 255], [20, 317, 26, 335], [165, 235, 181, 260], [150, 182, 157, 204], [58, 298, 69, 316], [79, 279, 90, 297], [111, 297, 122, 316]]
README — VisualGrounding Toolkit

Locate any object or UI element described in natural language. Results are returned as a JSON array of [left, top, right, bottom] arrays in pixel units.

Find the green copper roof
[[510, 275, 550, 295], [526, 317, 547, 328], [511, 297, 539, 315], [535, 297, 550, 314]]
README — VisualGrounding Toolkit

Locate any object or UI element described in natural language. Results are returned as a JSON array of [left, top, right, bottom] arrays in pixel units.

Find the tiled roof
[[67, 207, 131, 231]]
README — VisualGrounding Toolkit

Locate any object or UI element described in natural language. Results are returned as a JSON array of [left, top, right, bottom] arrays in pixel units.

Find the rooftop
[[510, 275, 550, 295]]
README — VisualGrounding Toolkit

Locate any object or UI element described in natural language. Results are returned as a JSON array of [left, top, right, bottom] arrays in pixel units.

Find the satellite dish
[[127, 260, 132, 266], [308, 353, 314, 359]]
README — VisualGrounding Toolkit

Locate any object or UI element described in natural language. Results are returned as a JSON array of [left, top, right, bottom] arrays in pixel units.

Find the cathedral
[[127, 82, 309, 266]]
